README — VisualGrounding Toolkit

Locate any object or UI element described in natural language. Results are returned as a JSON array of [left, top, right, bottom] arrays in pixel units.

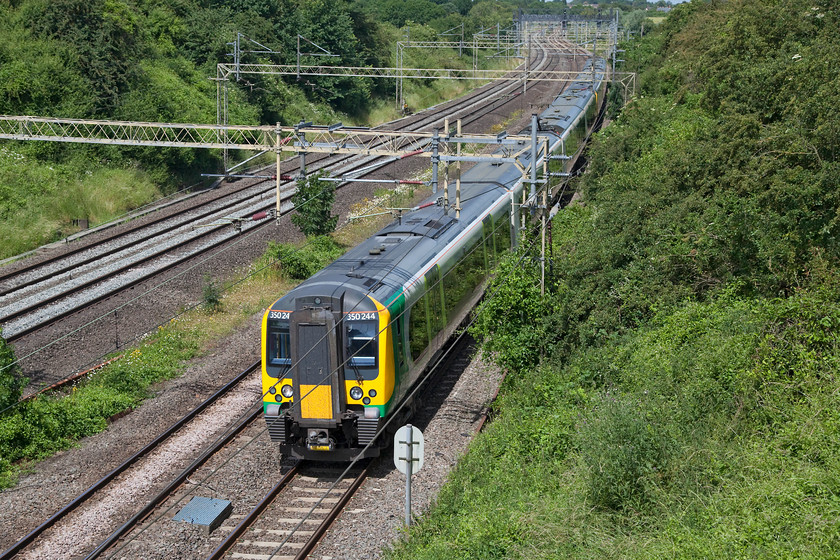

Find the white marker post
[[394, 424, 424, 525]]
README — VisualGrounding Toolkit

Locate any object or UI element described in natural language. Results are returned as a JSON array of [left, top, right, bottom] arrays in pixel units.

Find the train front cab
[[262, 290, 394, 460]]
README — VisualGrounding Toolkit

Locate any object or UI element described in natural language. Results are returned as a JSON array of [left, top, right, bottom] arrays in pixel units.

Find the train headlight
[[368, 389, 377, 398], [350, 386, 363, 400], [268, 386, 276, 395], [280, 385, 294, 398]]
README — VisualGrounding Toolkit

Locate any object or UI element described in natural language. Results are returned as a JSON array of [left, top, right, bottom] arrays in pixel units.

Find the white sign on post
[[394, 424, 424, 526], [394, 424, 424, 475]]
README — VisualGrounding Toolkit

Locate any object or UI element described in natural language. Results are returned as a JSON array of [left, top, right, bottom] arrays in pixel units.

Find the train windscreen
[[346, 321, 376, 367], [268, 323, 291, 366]]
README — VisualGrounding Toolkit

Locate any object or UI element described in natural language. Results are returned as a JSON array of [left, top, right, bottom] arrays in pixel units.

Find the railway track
[[0, 361, 263, 560], [0, 292, 490, 559], [1, 36, 579, 394], [207, 461, 370, 560], [203, 331, 478, 559]]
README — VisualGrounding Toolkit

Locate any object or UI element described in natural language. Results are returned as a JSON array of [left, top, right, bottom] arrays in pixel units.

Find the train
[[261, 58, 606, 460]]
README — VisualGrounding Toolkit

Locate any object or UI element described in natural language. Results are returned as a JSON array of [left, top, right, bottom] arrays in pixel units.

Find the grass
[[0, 149, 161, 260], [385, 286, 840, 559]]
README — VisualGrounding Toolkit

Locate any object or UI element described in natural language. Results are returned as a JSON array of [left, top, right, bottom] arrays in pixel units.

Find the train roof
[[270, 149, 529, 313], [269, 59, 605, 313], [537, 58, 605, 136]]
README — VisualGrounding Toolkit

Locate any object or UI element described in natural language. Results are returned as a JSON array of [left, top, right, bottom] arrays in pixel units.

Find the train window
[[443, 234, 486, 321], [346, 321, 377, 367], [494, 210, 511, 258], [268, 325, 291, 366], [426, 266, 445, 334], [409, 296, 430, 361]]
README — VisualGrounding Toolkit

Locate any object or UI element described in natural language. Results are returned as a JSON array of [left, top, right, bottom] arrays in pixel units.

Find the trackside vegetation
[[0, 0, 534, 258], [0, 177, 424, 488], [0, 330, 23, 411], [291, 173, 339, 238], [0, 325, 199, 489], [387, 0, 840, 557]]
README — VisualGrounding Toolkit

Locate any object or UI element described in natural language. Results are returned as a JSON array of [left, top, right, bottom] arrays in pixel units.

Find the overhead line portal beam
[[0, 116, 535, 159], [215, 63, 627, 83]]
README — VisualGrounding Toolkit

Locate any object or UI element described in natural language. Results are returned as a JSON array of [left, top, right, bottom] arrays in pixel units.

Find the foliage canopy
[[291, 172, 339, 237], [392, 0, 840, 558]]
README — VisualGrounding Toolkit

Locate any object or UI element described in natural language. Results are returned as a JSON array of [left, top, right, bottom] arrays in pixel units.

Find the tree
[[298, 0, 372, 114], [291, 171, 338, 237]]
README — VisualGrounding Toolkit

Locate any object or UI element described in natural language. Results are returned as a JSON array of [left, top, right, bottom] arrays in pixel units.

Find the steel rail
[[2, 41, 557, 344], [294, 461, 372, 560], [84, 407, 263, 560], [0, 361, 260, 560], [0, 180, 267, 295], [205, 463, 302, 560], [0, 182, 296, 333]]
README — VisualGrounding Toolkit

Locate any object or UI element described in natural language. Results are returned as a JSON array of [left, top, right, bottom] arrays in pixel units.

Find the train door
[[289, 307, 345, 427]]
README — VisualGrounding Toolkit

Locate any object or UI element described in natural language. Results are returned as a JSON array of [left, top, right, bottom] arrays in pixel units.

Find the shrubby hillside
[[388, 0, 840, 558], [0, 0, 375, 256]]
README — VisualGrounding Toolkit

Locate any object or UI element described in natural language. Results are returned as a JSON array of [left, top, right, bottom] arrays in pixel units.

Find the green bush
[[470, 243, 561, 372], [0, 323, 197, 489], [291, 172, 339, 238], [0, 330, 23, 411], [576, 390, 669, 512], [263, 235, 345, 280], [202, 274, 222, 313], [391, 284, 840, 559]]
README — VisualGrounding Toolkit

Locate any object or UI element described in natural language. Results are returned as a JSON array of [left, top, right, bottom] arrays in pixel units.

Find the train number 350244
[[346, 312, 376, 321]]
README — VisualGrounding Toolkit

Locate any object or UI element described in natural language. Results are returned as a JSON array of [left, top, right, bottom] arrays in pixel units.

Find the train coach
[[261, 59, 606, 460]]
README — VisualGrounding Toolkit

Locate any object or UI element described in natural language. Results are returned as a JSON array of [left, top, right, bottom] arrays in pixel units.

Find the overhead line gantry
[[0, 15, 625, 228], [0, 116, 550, 223]]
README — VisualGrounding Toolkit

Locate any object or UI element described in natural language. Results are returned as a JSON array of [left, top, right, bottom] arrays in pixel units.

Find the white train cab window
[[346, 321, 377, 367], [269, 326, 291, 366]]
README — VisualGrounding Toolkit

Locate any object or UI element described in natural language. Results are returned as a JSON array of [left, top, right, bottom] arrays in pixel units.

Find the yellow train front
[[261, 285, 397, 460]]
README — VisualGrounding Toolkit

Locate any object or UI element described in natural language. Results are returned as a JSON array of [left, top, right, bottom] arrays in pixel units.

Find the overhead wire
[[228, 50, 592, 558], [0, 173, 398, 415], [109, 63, 591, 554]]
